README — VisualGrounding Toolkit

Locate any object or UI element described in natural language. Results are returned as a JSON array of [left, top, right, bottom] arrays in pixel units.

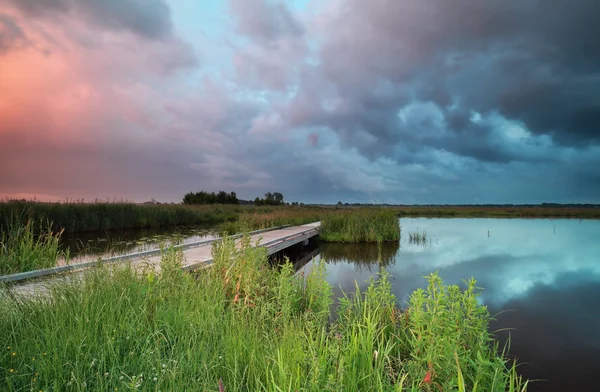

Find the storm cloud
[[0, 0, 599, 203]]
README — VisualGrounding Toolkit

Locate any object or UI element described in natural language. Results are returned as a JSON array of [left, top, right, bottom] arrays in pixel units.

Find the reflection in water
[[320, 241, 400, 268], [300, 218, 600, 392], [60, 224, 217, 262]]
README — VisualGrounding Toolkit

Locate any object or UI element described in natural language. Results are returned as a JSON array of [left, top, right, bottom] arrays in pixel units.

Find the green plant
[[0, 216, 69, 274], [320, 208, 401, 242], [408, 230, 428, 245], [0, 242, 527, 391]]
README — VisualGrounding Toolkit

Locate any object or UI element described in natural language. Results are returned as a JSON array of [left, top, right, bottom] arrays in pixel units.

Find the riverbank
[[3, 202, 597, 236], [0, 236, 527, 391]]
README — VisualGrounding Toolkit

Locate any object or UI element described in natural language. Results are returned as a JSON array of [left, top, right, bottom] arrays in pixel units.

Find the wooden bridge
[[1, 222, 321, 295]]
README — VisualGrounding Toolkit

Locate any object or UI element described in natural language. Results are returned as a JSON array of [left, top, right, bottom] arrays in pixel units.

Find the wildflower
[[104, 372, 110, 377], [43, 352, 46, 356], [12, 352, 16, 357], [32, 357, 35, 361], [6, 346, 10, 350], [153, 377, 158, 382], [423, 371, 432, 384], [162, 364, 166, 369], [9, 369, 14, 373]]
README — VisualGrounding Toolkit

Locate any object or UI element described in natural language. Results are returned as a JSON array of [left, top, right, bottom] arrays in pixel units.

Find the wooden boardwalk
[[2, 222, 320, 297]]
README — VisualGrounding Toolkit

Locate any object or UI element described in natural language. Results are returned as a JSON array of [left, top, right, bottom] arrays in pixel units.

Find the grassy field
[[1, 201, 597, 236], [394, 205, 600, 219], [0, 236, 527, 391]]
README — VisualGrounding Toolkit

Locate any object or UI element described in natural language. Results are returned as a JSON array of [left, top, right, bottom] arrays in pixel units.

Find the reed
[[408, 230, 428, 245], [219, 206, 325, 234], [0, 201, 239, 233], [0, 216, 69, 275], [0, 237, 527, 391], [320, 208, 401, 242]]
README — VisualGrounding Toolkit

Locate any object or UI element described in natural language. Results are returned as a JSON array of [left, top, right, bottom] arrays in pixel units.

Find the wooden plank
[[0, 224, 299, 284], [3, 222, 321, 297]]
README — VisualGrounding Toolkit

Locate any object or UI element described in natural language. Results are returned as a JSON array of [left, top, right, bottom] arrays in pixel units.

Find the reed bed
[[0, 201, 240, 233], [320, 209, 401, 242], [394, 205, 600, 219], [219, 206, 326, 233], [0, 217, 69, 275], [0, 235, 527, 391]]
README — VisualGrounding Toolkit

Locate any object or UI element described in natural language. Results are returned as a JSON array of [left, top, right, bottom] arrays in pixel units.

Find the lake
[[60, 217, 600, 390], [300, 218, 600, 392]]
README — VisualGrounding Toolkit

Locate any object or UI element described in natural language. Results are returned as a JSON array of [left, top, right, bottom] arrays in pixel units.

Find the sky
[[1, 0, 599, 204]]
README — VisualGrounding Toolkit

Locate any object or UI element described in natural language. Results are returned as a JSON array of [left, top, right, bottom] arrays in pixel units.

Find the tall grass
[[320, 208, 401, 242], [0, 235, 526, 391], [219, 206, 325, 234], [0, 201, 240, 233], [0, 217, 69, 275]]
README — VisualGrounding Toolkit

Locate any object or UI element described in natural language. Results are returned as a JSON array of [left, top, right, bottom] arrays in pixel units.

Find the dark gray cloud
[[271, 0, 600, 169], [8, 0, 172, 39]]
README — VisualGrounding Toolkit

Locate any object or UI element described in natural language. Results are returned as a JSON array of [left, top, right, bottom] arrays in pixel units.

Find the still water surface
[[301, 218, 600, 392]]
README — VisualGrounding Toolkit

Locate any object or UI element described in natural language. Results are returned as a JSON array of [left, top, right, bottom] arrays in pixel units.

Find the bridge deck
[[2, 222, 320, 297]]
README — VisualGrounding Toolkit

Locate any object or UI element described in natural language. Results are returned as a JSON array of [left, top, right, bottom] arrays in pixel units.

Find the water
[[300, 218, 600, 391], [60, 225, 218, 263]]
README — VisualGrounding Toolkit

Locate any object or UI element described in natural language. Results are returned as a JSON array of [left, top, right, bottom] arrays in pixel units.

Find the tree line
[[183, 191, 285, 206], [183, 191, 239, 205]]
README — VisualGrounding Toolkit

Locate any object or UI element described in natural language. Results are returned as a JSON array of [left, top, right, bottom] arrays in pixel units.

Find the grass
[[0, 201, 240, 233], [0, 233, 527, 391], [219, 206, 325, 233], [320, 209, 401, 242], [394, 205, 600, 219], [0, 216, 69, 275], [408, 231, 428, 245]]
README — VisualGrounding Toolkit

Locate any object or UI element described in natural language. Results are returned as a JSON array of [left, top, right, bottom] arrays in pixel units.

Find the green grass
[[320, 209, 401, 242], [219, 206, 325, 234], [0, 216, 69, 275], [0, 234, 527, 391], [0, 201, 240, 233]]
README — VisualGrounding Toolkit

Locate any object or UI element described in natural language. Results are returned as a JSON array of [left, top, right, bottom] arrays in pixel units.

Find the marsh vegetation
[[0, 235, 527, 391], [0, 216, 69, 275]]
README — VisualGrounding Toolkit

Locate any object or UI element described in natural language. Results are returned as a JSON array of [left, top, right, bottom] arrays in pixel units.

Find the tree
[[182, 190, 239, 205]]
